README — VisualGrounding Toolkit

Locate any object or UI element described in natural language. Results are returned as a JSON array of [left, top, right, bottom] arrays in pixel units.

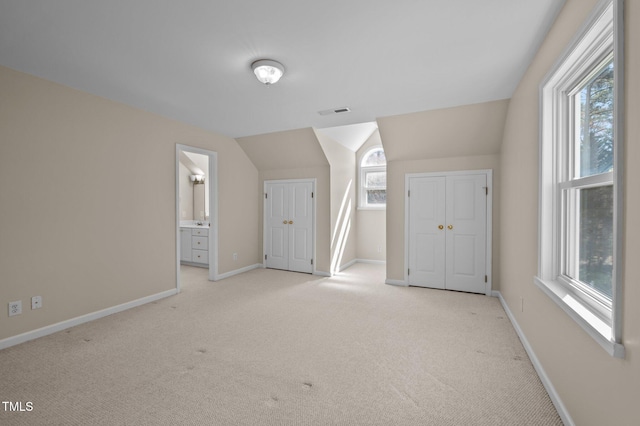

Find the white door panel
[[289, 182, 313, 273], [409, 177, 445, 288], [265, 181, 314, 273], [446, 175, 486, 293], [265, 183, 289, 270], [408, 173, 487, 294]]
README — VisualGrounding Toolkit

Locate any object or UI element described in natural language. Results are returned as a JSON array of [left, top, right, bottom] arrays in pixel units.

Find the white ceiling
[[0, 0, 564, 139]]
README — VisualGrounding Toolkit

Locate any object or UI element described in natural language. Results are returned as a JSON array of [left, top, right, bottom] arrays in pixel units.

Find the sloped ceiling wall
[[377, 99, 510, 161], [235, 128, 329, 170]]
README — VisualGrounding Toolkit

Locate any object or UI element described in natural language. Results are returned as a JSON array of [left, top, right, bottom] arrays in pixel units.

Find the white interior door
[[409, 176, 446, 288], [408, 173, 488, 294], [265, 183, 289, 270], [445, 174, 487, 293], [265, 181, 314, 273], [288, 182, 313, 273]]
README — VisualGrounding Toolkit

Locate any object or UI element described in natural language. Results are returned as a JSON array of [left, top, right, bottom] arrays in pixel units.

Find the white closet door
[[445, 174, 486, 293], [265, 183, 289, 270], [409, 176, 446, 288], [408, 173, 487, 294], [265, 181, 314, 273], [288, 182, 313, 273]]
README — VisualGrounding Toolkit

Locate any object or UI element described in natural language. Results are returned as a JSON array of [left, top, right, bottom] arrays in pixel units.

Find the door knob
[[288, 221, 294, 224], [438, 225, 444, 230], [283, 220, 288, 224], [447, 225, 453, 230]]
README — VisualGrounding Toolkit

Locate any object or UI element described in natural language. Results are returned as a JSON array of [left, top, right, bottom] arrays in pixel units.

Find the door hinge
[[484, 187, 488, 195], [311, 259, 313, 265], [265, 254, 267, 260], [485, 275, 488, 283], [408, 190, 410, 197], [408, 268, 410, 276], [265, 193, 268, 199], [311, 192, 314, 198]]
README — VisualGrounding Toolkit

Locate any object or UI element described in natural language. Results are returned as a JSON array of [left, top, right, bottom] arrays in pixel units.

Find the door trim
[[263, 178, 316, 274], [175, 144, 219, 291], [404, 169, 493, 295]]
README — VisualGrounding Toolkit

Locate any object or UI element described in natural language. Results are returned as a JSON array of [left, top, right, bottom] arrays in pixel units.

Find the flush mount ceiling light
[[251, 59, 285, 85]]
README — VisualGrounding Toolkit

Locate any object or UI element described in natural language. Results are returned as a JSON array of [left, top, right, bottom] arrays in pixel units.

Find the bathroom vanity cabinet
[[180, 227, 209, 267]]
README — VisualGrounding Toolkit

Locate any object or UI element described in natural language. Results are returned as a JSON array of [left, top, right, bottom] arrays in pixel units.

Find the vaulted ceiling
[[0, 0, 564, 138]]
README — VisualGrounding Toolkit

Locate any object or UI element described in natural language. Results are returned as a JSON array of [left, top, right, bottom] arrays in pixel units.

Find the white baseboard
[[385, 279, 408, 287], [494, 291, 574, 426], [0, 288, 178, 351], [338, 258, 386, 272], [313, 271, 331, 277], [355, 259, 386, 265], [215, 263, 263, 280], [339, 259, 358, 271]]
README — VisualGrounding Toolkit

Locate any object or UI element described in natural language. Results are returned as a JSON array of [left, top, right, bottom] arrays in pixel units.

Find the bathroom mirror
[[193, 182, 205, 221], [179, 151, 209, 221]]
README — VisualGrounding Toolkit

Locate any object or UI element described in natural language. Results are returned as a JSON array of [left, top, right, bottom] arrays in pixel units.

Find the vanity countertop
[[180, 223, 210, 229]]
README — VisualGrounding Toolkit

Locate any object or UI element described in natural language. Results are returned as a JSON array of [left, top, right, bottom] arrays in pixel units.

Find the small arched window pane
[[362, 148, 386, 166], [365, 171, 386, 188], [360, 146, 386, 208]]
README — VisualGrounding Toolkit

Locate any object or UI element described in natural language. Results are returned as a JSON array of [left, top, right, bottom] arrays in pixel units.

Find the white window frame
[[359, 146, 387, 209], [536, 0, 624, 358]]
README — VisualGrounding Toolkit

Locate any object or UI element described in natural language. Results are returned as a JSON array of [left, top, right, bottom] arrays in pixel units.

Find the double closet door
[[264, 180, 314, 274], [408, 173, 488, 294]]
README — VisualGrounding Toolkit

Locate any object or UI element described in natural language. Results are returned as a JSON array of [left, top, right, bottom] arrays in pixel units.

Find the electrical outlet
[[9, 301, 22, 317], [32, 296, 42, 310], [233, 253, 238, 261]]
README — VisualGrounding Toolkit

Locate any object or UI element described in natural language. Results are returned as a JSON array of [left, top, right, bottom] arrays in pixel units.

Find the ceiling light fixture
[[251, 59, 285, 85]]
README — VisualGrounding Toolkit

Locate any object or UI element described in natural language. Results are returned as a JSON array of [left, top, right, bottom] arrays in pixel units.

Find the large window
[[359, 147, 386, 208], [537, 0, 623, 357]]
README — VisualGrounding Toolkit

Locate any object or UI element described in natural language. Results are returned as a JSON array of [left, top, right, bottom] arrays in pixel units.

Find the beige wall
[[0, 65, 260, 340], [356, 210, 386, 261], [499, 0, 640, 424], [378, 100, 506, 285], [315, 130, 357, 272], [356, 130, 386, 262]]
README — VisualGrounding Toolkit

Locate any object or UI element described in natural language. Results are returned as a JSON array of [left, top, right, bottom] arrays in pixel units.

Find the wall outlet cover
[[9, 301, 22, 316], [32, 296, 42, 309]]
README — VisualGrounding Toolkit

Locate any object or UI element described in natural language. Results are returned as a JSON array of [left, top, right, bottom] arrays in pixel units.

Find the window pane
[[365, 171, 386, 188], [367, 190, 386, 205], [363, 149, 386, 166], [578, 185, 613, 299], [577, 60, 614, 177]]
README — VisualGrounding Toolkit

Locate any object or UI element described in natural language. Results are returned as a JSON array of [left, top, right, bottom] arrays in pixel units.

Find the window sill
[[357, 206, 386, 211], [534, 276, 624, 358]]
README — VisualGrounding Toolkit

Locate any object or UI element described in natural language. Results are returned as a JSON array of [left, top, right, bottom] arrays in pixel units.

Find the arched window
[[359, 147, 386, 208]]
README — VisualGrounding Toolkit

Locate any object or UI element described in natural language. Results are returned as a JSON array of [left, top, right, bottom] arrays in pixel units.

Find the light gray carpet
[[0, 263, 561, 425]]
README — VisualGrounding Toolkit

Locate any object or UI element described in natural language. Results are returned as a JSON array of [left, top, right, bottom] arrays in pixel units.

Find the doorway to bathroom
[[175, 144, 218, 291]]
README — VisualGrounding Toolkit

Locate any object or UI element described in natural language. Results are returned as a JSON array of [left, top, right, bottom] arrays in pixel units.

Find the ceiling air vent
[[318, 107, 351, 116]]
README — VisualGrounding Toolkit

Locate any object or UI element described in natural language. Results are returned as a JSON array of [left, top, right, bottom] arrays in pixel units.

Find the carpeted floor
[[0, 263, 562, 425]]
